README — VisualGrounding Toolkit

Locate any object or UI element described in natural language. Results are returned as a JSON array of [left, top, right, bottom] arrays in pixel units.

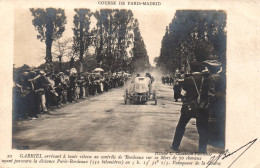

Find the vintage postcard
[[0, 0, 260, 167]]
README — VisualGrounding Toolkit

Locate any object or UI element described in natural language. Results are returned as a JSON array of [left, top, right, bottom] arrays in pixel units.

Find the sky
[[14, 6, 176, 67]]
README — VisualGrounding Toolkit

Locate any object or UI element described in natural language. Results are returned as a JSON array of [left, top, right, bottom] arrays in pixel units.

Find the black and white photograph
[[12, 7, 226, 153], [0, 0, 260, 167]]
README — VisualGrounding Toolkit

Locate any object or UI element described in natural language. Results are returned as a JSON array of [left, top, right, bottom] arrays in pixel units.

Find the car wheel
[[154, 90, 157, 105]]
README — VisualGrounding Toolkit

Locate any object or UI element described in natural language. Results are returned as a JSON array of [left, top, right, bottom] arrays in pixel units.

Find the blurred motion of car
[[124, 76, 157, 105]]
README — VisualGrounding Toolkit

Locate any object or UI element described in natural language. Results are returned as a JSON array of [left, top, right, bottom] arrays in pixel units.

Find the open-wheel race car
[[124, 76, 157, 105]]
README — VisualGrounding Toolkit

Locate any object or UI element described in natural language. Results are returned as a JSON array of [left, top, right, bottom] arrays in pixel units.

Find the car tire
[[154, 90, 157, 105]]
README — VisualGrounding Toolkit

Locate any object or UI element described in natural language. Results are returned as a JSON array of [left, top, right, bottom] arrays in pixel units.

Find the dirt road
[[13, 83, 224, 153]]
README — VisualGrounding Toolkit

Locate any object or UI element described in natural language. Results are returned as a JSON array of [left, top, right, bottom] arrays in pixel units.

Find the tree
[[157, 26, 176, 73], [30, 8, 67, 64], [72, 9, 92, 72], [113, 9, 135, 72], [93, 9, 135, 72], [93, 9, 117, 71], [130, 19, 150, 72], [157, 10, 226, 74], [52, 38, 72, 71], [93, 10, 106, 68]]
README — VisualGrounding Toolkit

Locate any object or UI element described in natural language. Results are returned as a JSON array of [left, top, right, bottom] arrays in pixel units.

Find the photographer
[[171, 61, 209, 153]]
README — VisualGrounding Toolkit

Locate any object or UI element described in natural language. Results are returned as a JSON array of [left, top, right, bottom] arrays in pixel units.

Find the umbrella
[[70, 68, 77, 75], [94, 68, 104, 72]]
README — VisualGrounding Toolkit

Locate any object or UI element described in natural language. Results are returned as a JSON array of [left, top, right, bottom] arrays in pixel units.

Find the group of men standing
[[171, 60, 225, 153], [13, 68, 128, 120], [162, 75, 174, 85]]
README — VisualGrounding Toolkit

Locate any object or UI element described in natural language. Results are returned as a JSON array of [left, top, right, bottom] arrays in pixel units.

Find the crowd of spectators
[[13, 67, 129, 120]]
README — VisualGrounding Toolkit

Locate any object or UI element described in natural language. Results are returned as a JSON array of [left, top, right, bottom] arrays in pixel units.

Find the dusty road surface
[[13, 82, 224, 153]]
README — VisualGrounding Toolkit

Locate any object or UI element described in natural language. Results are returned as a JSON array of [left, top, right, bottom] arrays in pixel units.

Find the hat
[[22, 71, 29, 75], [146, 73, 151, 76], [203, 60, 222, 67], [39, 70, 46, 76]]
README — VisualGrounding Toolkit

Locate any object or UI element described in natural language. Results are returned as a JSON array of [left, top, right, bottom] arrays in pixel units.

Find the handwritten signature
[[206, 138, 257, 168]]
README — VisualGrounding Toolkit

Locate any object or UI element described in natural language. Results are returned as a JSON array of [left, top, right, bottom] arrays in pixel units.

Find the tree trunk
[[45, 40, 53, 63], [79, 19, 84, 72], [45, 17, 53, 64], [97, 20, 103, 65], [70, 57, 75, 69], [58, 56, 62, 72]]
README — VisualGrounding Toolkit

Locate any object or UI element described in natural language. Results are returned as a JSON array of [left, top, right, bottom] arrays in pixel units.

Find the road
[[13, 82, 224, 153]]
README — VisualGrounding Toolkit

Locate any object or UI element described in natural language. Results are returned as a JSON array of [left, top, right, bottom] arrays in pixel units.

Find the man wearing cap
[[171, 61, 209, 153], [77, 74, 86, 99], [31, 70, 50, 113], [13, 71, 32, 119], [204, 60, 226, 146], [69, 72, 77, 102], [55, 72, 66, 104]]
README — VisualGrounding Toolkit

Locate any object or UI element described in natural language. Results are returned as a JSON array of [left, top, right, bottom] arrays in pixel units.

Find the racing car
[[124, 75, 157, 105]]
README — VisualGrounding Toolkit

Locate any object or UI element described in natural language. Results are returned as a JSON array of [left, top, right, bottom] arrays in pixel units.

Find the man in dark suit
[[204, 60, 225, 147], [171, 61, 209, 153]]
